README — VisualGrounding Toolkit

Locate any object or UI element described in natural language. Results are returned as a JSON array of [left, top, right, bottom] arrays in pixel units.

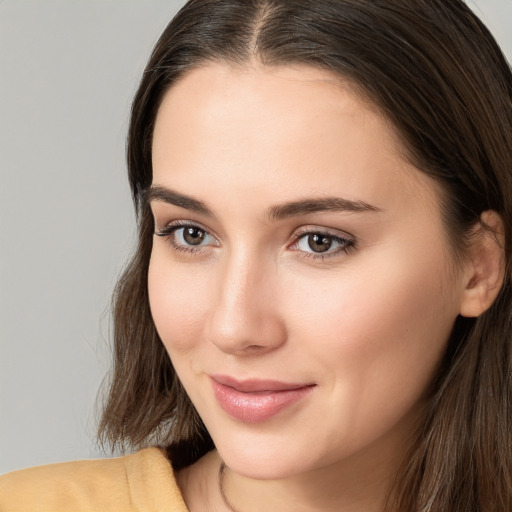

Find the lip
[[210, 375, 316, 423]]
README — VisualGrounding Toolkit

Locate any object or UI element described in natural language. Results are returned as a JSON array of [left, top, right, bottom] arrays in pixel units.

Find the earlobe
[[459, 210, 506, 318]]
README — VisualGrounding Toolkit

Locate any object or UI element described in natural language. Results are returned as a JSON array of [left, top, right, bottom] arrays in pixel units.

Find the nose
[[205, 250, 287, 355]]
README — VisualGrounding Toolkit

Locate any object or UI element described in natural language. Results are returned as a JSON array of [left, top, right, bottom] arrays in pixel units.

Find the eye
[[291, 230, 355, 259], [155, 222, 218, 253], [175, 226, 210, 246]]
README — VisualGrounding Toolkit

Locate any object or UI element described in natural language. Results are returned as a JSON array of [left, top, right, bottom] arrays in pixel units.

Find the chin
[[211, 428, 323, 480]]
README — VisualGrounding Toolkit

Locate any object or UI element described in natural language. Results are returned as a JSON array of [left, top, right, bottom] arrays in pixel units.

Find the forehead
[[151, 62, 439, 217], [154, 62, 390, 147]]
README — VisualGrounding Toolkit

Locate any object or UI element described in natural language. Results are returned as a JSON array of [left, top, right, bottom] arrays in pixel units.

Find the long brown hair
[[98, 1, 512, 509]]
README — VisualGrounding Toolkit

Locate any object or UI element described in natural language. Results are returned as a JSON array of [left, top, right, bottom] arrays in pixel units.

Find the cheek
[[286, 251, 456, 352], [282, 246, 460, 429], [148, 248, 212, 355]]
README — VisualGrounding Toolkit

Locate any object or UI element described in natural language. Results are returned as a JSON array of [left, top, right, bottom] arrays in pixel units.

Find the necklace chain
[[218, 461, 241, 512]]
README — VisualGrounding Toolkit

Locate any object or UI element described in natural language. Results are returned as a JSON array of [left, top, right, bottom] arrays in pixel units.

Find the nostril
[[245, 344, 267, 352]]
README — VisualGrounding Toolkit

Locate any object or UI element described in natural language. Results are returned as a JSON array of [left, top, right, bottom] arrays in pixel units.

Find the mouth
[[209, 375, 316, 423]]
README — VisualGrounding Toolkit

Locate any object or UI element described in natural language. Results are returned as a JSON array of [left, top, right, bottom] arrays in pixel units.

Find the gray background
[[1, 0, 511, 474]]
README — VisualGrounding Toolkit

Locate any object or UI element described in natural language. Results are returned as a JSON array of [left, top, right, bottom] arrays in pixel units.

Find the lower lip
[[210, 379, 315, 423]]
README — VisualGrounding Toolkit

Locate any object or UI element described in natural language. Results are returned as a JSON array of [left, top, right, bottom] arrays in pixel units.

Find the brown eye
[[293, 230, 354, 258], [183, 226, 206, 245], [155, 222, 218, 251], [307, 233, 333, 253]]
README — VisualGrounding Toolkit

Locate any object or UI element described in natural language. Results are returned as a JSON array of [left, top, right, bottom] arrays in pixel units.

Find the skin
[[147, 62, 500, 512]]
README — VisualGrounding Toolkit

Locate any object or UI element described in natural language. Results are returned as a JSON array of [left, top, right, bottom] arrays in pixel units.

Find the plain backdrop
[[1, 0, 511, 474]]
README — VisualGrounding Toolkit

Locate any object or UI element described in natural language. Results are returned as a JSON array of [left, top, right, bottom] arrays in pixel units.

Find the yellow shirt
[[0, 447, 189, 511]]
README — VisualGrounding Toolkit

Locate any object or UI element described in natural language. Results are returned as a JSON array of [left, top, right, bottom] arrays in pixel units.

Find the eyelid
[[292, 225, 355, 240], [154, 219, 356, 260], [288, 226, 356, 260], [154, 220, 220, 255], [155, 220, 218, 240]]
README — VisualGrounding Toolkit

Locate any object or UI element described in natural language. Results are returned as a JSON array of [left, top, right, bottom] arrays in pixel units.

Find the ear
[[459, 210, 506, 318]]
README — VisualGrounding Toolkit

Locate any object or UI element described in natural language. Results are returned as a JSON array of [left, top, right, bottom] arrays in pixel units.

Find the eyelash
[[290, 228, 355, 260], [154, 221, 356, 261], [154, 221, 217, 255]]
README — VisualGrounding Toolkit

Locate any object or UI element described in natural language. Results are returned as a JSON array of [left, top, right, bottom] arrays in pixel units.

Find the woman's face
[[148, 63, 466, 480]]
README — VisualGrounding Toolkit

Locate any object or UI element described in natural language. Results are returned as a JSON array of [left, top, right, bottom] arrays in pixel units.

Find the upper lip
[[210, 374, 315, 392]]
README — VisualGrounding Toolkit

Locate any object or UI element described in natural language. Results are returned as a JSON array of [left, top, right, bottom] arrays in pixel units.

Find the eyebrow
[[145, 185, 382, 220], [145, 185, 214, 217], [268, 197, 382, 220]]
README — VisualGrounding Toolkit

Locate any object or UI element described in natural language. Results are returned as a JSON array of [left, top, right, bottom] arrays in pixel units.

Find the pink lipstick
[[210, 375, 315, 423]]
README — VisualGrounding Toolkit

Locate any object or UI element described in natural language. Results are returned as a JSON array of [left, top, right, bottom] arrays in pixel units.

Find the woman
[[1, 0, 511, 511]]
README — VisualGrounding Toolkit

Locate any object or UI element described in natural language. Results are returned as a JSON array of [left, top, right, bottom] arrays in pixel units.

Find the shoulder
[[0, 447, 188, 512]]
